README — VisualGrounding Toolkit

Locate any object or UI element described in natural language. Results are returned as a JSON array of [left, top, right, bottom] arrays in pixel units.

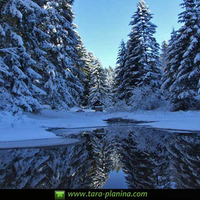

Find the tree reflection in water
[[0, 125, 200, 189]]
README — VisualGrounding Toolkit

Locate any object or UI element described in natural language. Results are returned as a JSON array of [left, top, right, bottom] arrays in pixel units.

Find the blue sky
[[73, 0, 183, 68]]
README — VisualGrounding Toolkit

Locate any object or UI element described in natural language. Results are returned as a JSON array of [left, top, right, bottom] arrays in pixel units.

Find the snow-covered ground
[[1, 108, 200, 148]]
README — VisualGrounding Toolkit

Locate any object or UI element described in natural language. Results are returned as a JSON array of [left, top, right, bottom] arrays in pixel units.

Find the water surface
[[0, 124, 200, 189]]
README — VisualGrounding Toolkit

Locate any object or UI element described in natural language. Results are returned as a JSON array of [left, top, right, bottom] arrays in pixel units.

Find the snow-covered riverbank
[[1, 108, 200, 148]]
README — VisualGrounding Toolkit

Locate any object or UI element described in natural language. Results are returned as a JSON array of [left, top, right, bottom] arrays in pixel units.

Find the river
[[0, 124, 200, 189]]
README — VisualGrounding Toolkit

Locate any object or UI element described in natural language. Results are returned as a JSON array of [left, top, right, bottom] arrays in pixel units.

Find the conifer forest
[[0, 0, 200, 113]]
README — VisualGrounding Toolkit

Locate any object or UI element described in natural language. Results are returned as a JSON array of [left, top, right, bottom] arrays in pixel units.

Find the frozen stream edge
[[1, 109, 200, 149]]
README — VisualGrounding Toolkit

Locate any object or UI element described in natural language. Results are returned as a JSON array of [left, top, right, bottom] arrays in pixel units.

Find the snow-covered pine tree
[[104, 66, 115, 106], [114, 40, 128, 101], [82, 51, 97, 106], [125, 0, 162, 109], [105, 66, 114, 95], [88, 58, 108, 108], [0, 0, 49, 112], [1, 0, 87, 112], [74, 35, 88, 105], [16, 0, 49, 102], [161, 29, 180, 99], [169, 0, 200, 111], [42, 0, 84, 109], [63, 5, 85, 105], [0, 24, 12, 111], [160, 40, 169, 72]]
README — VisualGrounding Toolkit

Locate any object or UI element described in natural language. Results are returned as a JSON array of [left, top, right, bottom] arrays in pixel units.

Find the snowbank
[[36, 109, 200, 132], [0, 111, 58, 142], [123, 110, 200, 132], [1, 109, 200, 149]]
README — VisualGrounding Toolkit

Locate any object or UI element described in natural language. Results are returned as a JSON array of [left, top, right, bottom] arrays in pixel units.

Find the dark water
[[0, 125, 200, 189]]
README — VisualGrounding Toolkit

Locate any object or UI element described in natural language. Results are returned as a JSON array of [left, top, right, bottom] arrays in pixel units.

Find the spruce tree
[[161, 29, 180, 98], [104, 66, 115, 106], [0, 24, 11, 110], [160, 40, 169, 72], [124, 0, 162, 108], [114, 40, 128, 100], [74, 35, 88, 105], [88, 58, 107, 107], [0, 0, 48, 112], [0, 0, 86, 112], [42, 0, 84, 109], [82, 51, 97, 106], [169, 0, 200, 110]]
